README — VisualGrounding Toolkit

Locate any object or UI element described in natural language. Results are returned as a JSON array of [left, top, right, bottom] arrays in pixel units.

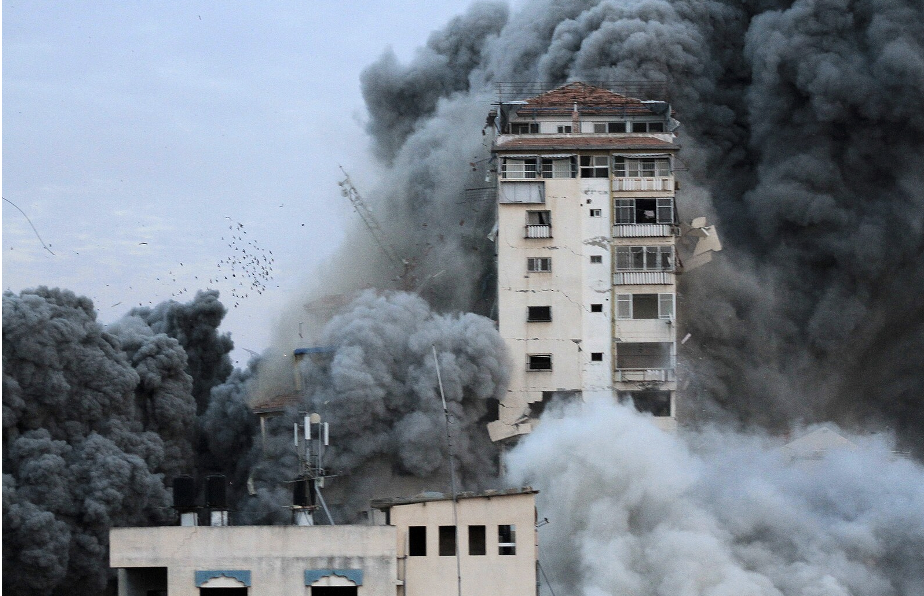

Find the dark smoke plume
[[345, 0, 924, 452], [2, 288, 235, 595]]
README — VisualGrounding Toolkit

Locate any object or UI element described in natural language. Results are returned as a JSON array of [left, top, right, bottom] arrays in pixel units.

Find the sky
[[2, 0, 500, 365]]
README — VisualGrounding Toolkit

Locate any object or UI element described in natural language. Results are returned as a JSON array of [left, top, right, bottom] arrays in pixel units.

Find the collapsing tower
[[487, 82, 682, 442]]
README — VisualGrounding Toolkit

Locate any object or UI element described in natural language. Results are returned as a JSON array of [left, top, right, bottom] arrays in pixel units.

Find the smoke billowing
[[508, 399, 924, 596], [348, 0, 924, 451], [3, 288, 234, 594]]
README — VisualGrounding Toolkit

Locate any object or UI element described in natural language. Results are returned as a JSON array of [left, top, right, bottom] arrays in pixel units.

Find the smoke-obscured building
[[487, 82, 681, 443], [110, 487, 537, 596]]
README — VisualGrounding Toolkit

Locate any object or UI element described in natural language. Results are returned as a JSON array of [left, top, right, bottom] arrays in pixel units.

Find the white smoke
[[507, 400, 924, 596]]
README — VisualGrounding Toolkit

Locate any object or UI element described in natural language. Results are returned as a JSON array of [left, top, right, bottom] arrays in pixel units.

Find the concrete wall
[[111, 525, 397, 596], [387, 493, 537, 596]]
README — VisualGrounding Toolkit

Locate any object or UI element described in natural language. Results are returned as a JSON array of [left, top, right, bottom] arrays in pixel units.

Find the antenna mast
[[292, 413, 335, 525], [433, 345, 462, 596]]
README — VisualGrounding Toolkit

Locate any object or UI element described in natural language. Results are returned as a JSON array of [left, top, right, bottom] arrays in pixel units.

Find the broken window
[[620, 391, 672, 416], [616, 343, 673, 369], [527, 210, 551, 225], [527, 257, 551, 272], [527, 306, 552, 322], [580, 155, 609, 178], [614, 246, 673, 271], [468, 525, 486, 556], [527, 355, 552, 371], [498, 525, 517, 555], [439, 526, 457, 556], [540, 157, 576, 178], [502, 157, 538, 179], [589, 208, 602, 217], [612, 157, 671, 177], [510, 122, 538, 134], [615, 293, 675, 319], [631, 121, 665, 133], [613, 198, 674, 224], [409, 526, 427, 556], [590, 352, 604, 362]]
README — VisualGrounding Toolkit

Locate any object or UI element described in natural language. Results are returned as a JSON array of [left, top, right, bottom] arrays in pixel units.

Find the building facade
[[487, 82, 680, 443], [110, 488, 537, 596]]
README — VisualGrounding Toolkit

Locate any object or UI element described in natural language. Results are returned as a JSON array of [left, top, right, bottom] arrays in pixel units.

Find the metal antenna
[[433, 345, 462, 596]]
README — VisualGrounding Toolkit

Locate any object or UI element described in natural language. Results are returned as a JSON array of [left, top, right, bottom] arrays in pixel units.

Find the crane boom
[[337, 168, 404, 271]]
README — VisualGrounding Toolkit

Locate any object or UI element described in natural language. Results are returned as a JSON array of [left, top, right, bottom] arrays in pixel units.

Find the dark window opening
[[312, 588, 358, 596], [527, 306, 552, 322], [439, 526, 457, 556], [620, 391, 672, 417], [614, 198, 674, 224], [580, 155, 609, 178], [499, 525, 517, 555], [590, 303, 603, 312], [616, 343, 673, 369], [608, 121, 627, 133], [468, 525, 486, 556], [510, 122, 539, 134], [527, 210, 551, 225], [590, 352, 604, 362], [590, 255, 603, 264], [200, 590, 247, 595], [557, 125, 572, 133], [409, 526, 427, 556], [634, 294, 659, 319], [527, 355, 552, 371]]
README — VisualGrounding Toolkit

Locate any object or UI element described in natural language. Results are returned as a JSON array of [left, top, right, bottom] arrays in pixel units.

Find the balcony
[[612, 177, 673, 192], [525, 224, 552, 238], [612, 224, 674, 238], [613, 271, 673, 285], [614, 368, 676, 382]]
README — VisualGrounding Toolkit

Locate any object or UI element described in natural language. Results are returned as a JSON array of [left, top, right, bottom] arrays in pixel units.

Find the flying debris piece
[[139, 242, 148, 245]]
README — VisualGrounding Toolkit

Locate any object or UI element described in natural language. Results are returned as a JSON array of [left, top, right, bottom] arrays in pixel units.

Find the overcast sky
[[2, 0, 500, 365]]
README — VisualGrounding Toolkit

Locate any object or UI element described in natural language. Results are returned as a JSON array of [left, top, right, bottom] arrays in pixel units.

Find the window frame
[[612, 156, 671, 178], [614, 246, 674, 272], [527, 306, 552, 322], [580, 155, 609, 178], [527, 355, 552, 372], [498, 525, 517, 555], [614, 198, 674, 225], [468, 525, 486, 556], [527, 257, 552, 273], [408, 526, 427, 557], [615, 293, 676, 320], [438, 525, 457, 557]]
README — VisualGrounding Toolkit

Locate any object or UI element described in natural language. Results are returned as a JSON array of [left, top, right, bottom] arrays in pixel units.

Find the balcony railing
[[613, 271, 673, 285], [612, 224, 673, 237], [614, 368, 676, 382], [525, 225, 552, 238], [612, 177, 673, 192]]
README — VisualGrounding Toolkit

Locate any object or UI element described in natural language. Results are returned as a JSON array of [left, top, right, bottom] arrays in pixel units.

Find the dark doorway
[[312, 588, 358, 596]]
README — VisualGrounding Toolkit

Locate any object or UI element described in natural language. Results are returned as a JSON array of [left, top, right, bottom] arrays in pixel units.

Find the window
[[589, 208, 602, 217], [620, 391, 671, 416], [612, 157, 671, 177], [502, 158, 538, 179], [615, 293, 674, 320], [557, 125, 572, 133], [498, 525, 516, 555], [527, 306, 552, 322], [541, 157, 576, 178], [631, 121, 665, 133], [526, 211, 552, 238], [499, 181, 545, 204], [527, 257, 551, 272], [593, 122, 627, 133], [580, 155, 609, 178], [468, 525, 486, 556], [511, 122, 538, 134], [439, 526, 456, 556], [409, 526, 426, 556], [527, 355, 552, 371], [590, 303, 603, 312], [614, 246, 674, 271], [616, 343, 673, 369], [590, 255, 603, 264], [614, 198, 674, 224], [590, 352, 603, 362]]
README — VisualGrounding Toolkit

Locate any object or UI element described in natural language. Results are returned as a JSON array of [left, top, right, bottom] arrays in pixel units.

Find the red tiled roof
[[493, 135, 677, 152], [515, 82, 661, 116]]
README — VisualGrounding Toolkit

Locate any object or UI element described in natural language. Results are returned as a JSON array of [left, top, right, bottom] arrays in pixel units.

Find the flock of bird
[[209, 220, 275, 308]]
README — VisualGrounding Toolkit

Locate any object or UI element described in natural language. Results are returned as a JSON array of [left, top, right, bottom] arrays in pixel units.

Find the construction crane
[[338, 167, 425, 290]]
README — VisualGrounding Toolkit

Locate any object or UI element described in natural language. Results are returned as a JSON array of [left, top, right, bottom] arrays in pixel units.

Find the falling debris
[[2, 197, 55, 255]]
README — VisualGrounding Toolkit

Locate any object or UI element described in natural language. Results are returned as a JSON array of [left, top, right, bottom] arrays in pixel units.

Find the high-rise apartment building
[[487, 82, 681, 443]]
